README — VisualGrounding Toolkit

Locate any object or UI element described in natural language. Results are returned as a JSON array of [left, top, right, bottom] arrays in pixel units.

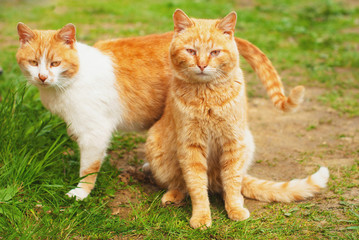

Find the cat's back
[[94, 32, 173, 50], [93, 32, 173, 84], [94, 32, 173, 68], [91, 32, 174, 130]]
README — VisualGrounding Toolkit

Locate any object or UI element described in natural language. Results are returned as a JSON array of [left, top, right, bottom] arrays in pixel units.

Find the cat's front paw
[[66, 188, 89, 201], [227, 207, 250, 221], [190, 214, 212, 229]]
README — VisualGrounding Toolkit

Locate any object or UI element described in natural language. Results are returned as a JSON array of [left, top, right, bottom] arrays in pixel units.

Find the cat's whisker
[[56, 83, 66, 93], [213, 70, 226, 81]]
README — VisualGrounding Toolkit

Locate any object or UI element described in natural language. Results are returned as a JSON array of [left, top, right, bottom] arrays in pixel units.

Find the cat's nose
[[198, 65, 207, 72], [38, 73, 48, 82]]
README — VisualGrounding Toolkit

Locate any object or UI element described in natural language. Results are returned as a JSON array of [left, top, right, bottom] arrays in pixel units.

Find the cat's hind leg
[[142, 162, 186, 205], [145, 122, 187, 205]]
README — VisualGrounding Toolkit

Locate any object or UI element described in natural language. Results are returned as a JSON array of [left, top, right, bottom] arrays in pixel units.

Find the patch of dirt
[[249, 88, 358, 177], [109, 188, 140, 218], [109, 165, 160, 217], [342, 27, 359, 34], [235, 0, 256, 8], [109, 87, 359, 219], [339, 0, 359, 7]]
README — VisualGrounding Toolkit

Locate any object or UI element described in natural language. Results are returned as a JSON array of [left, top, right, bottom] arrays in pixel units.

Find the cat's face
[[170, 10, 239, 83], [16, 23, 79, 89]]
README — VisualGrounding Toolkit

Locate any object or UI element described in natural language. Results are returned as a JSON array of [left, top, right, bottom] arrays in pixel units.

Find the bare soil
[[109, 87, 359, 218]]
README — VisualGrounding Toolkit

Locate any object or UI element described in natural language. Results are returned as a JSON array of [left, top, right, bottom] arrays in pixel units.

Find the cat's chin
[[30, 79, 61, 88], [190, 74, 215, 83], [34, 82, 51, 88], [192, 75, 228, 84], [32, 81, 58, 89]]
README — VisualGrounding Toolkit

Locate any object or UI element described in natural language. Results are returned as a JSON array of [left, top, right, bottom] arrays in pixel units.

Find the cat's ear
[[173, 9, 194, 33], [217, 11, 237, 36], [17, 22, 35, 45], [57, 23, 76, 46]]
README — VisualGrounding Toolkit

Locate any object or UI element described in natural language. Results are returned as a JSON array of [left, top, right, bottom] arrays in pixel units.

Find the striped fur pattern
[[242, 167, 329, 202], [235, 38, 305, 112], [145, 10, 328, 229]]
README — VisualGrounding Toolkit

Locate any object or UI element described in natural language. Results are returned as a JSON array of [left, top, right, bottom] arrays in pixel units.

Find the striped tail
[[235, 38, 305, 112], [241, 167, 329, 202]]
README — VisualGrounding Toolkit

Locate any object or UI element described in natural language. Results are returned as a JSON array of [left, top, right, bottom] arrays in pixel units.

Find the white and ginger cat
[[144, 10, 329, 229], [16, 12, 308, 200]]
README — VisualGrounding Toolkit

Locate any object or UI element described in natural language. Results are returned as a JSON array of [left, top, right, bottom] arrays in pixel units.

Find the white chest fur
[[38, 42, 124, 143]]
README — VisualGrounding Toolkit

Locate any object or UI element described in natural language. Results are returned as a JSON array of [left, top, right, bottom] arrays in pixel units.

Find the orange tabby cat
[[144, 9, 329, 229], [17, 13, 304, 200]]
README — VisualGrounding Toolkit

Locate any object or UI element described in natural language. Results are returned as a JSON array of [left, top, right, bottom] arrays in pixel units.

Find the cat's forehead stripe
[[193, 39, 215, 50], [29, 32, 60, 60], [40, 48, 47, 63], [31, 31, 52, 54]]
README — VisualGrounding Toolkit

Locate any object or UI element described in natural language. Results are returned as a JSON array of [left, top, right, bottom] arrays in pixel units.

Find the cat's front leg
[[66, 131, 112, 200], [66, 127, 78, 141], [178, 142, 211, 229], [220, 139, 251, 221]]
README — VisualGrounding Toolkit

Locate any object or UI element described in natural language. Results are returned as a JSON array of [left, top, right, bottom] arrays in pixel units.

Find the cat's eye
[[186, 49, 196, 56], [51, 61, 61, 67], [210, 50, 221, 57], [29, 60, 38, 66]]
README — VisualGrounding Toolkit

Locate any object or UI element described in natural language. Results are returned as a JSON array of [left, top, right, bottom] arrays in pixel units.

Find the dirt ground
[[109, 87, 359, 218]]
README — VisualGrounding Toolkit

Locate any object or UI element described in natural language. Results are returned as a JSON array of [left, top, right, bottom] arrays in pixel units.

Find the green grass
[[318, 90, 359, 117], [0, 0, 358, 238]]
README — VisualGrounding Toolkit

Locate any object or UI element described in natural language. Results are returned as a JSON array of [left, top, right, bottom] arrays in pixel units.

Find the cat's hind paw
[[66, 188, 89, 201], [141, 162, 151, 175], [161, 189, 185, 206]]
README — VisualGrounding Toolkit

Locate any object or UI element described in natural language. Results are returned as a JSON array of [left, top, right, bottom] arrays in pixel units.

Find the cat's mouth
[[196, 72, 209, 76], [36, 81, 51, 87]]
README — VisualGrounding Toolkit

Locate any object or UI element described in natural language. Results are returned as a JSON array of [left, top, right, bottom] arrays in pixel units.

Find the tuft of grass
[[318, 90, 359, 117], [306, 124, 317, 131]]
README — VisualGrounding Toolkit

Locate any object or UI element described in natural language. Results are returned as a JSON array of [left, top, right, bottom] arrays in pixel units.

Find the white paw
[[66, 188, 89, 201], [142, 162, 151, 174]]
